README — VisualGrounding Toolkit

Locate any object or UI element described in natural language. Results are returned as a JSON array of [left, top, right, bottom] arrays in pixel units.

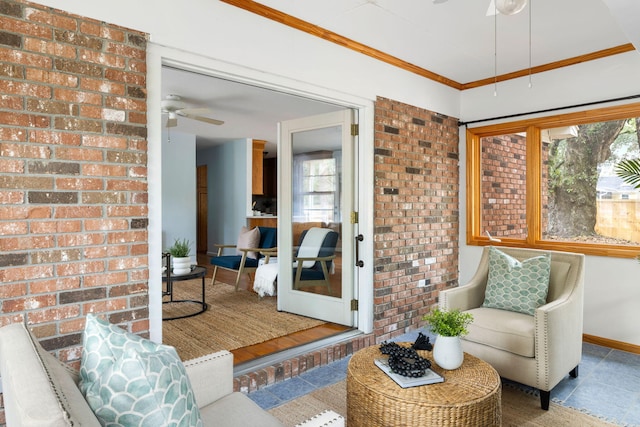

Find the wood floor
[[196, 253, 352, 365]]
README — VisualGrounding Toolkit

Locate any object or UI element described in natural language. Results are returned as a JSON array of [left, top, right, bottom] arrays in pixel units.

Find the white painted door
[[277, 110, 357, 326]]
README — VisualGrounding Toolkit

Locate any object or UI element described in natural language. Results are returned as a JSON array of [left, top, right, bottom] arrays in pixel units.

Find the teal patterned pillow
[[80, 314, 202, 427], [483, 247, 551, 315]]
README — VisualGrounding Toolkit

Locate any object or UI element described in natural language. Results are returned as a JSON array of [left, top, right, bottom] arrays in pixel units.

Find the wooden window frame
[[466, 102, 640, 258]]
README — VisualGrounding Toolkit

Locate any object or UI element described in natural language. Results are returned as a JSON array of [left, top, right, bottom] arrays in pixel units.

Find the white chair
[[440, 246, 585, 410]]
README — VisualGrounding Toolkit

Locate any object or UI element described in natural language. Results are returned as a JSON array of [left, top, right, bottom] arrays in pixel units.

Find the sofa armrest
[[184, 350, 234, 408]]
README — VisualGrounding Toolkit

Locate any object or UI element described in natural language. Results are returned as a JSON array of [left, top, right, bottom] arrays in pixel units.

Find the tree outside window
[[467, 104, 640, 258]]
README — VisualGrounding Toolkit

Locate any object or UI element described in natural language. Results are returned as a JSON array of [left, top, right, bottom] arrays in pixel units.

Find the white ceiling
[[161, 0, 640, 151]]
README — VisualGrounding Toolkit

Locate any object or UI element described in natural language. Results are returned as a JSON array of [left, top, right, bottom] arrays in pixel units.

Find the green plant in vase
[[423, 308, 473, 337], [167, 238, 191, 258], [167, 238, 192, 275], [422, 308, 474, 370]]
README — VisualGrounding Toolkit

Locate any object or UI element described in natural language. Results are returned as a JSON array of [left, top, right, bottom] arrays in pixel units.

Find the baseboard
[[583, 334, 640, 355]]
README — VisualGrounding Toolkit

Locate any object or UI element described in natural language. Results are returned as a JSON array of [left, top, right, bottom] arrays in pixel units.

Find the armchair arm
[[440, 250, 490, 311], [213, 244, 236, 256], [534, 282, 584, 390], [260, 248, 278, 263], [183, 350, 233, 408]]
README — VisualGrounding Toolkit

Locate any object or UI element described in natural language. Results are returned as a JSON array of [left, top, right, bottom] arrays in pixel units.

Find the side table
[[162, 265, 208, 320], [347, 343, 501, 427]]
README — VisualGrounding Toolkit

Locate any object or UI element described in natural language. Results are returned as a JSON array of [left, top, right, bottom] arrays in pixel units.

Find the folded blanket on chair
[[253, 263, 279, 297], [297, 227, 331, 268]]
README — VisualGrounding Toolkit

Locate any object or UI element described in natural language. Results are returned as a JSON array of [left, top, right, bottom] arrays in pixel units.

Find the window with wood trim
[[466, 103, 640, 258]]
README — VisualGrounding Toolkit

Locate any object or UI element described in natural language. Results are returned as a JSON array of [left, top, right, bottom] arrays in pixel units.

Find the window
[[292, 152, 339, 223], [467, 104, 640, 258]]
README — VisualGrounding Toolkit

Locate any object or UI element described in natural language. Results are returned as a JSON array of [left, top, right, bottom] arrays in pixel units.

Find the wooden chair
[[209, 226, 277, 290], [293, 228, 339, 292]]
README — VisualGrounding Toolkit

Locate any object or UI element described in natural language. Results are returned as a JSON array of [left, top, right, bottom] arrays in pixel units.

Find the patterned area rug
[[269, 379, 620, 427], [162, 280, 325, 361]]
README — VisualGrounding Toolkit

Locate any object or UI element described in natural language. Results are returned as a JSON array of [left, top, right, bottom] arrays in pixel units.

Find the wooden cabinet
[[252, 140, 266, 195], [248, 217, 277, 228]]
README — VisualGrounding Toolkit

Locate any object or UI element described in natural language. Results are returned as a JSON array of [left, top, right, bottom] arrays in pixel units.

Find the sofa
[[0, 321, 286, 426]]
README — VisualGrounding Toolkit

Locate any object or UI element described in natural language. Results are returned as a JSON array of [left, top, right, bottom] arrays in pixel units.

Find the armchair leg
[[210, 266, 219, 287], [570, 365, 579, 378], [234, 271, 242, 291], [540, 390, 550, 410]]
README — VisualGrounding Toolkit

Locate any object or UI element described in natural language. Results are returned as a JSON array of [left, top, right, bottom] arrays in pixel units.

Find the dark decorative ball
[[379, 342, 432, 377]]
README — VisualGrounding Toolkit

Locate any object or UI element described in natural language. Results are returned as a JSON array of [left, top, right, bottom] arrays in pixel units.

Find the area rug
[[268, 380, 620, 427], [162, 280, 325, 361]]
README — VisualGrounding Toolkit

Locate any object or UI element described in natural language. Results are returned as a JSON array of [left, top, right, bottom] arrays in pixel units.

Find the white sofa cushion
[[199, 392, 284, 427], [463, 307, 535, 358]]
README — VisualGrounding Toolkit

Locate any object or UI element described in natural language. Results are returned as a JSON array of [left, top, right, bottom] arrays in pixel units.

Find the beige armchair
[[440, 246, 585, 410]]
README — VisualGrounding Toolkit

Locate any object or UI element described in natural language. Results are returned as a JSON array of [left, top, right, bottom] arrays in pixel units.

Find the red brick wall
[[373, 97, 459, 342], [0, 0, 148, 379], [480, 134, 527, 238]]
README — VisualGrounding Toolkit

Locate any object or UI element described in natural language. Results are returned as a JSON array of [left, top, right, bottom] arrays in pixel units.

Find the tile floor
[[249, 328, 640, 426]]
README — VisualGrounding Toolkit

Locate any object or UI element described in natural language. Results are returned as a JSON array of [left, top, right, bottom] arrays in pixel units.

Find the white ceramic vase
[[172, 257, 191, 275], [433, 335, 464, 370]]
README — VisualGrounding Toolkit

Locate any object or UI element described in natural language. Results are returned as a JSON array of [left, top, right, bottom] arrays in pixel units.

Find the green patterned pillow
[[80, 314, 202, 427], [483, 247, 551, 315]]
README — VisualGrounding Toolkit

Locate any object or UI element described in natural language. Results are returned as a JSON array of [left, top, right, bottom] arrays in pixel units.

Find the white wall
[[161, 130, 197, 263], [37, 0, 640, 346], [459, 54, 640, 346], [196, 139, 248, 252]]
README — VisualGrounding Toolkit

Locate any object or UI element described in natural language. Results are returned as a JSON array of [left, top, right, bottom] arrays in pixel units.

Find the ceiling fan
[[160, 94, 224, 128], [433, 0, 528, 16]]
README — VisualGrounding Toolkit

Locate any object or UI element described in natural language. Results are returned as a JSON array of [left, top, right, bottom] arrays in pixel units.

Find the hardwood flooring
[[196, 253, 352, 365]]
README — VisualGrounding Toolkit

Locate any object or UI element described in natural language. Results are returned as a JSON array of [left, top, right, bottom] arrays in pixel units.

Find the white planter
[[433, 335, 464, 370], [172, 257, 191, 275]]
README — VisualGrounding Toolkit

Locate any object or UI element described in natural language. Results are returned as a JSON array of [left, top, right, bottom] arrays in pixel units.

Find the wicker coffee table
[[347, 343, 501, 426]]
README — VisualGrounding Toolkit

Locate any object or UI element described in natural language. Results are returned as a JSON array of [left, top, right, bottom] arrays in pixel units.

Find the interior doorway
[[161, 66, 358, 364]]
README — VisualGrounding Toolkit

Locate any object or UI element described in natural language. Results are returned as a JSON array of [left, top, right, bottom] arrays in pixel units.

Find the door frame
[[147, 43, 375, 342]]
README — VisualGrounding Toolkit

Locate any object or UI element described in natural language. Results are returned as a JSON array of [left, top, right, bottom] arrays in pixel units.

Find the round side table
[[162, 266, 208, 320], [347, 343, 501, 427]]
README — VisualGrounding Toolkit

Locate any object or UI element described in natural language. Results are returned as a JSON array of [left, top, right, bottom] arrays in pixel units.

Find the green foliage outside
[[422, 308, 474, 337]]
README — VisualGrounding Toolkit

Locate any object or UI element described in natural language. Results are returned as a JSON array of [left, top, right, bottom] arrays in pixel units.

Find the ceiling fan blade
[[178, 111, 224, 126], [166, 116, 177, 128], [179, 108, 213, 115]]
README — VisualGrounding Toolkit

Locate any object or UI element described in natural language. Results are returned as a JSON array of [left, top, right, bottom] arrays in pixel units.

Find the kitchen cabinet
[[252, 140, 266, 195], [248, 216, 277, 228]]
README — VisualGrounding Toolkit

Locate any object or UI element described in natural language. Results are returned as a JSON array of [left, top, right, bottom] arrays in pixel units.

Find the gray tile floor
[[249, 329, 640, 426]]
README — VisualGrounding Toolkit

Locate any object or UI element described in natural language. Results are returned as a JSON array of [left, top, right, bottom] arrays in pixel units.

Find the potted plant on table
[[422, 308, 474, 370], [167, 238, 192, 275]]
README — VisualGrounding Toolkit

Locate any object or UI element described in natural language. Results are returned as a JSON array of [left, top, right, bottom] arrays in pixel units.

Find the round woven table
[[347, 343, 501, 427]]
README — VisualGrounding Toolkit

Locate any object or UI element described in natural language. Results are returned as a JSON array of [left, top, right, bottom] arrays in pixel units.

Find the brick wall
[[233, 97, 460, 391], [0, 0, 148, 382], [481, 134, 527, 238], [373, 97, 459, 342]]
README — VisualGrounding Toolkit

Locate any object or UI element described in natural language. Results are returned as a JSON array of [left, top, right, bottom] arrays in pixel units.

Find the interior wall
[[161, 130, 197, 263], [459, 55, 640, 346], [196, 139, 248, 253]]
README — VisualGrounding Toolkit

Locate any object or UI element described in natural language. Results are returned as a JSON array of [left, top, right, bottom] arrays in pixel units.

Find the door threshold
[[233, 328, 362, 377]]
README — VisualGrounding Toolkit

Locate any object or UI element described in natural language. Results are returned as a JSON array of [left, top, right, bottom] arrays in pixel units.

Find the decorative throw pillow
[[79, 314, 202, 426], [84, 347, 203, 427], [482, 247, 551, 315], [236, 226, 261, 259]]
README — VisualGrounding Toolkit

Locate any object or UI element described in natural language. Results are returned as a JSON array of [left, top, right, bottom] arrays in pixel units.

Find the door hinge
[[351, 299, 359, 311], [351, 123, 359, 136], [350, 211, 359, 224]]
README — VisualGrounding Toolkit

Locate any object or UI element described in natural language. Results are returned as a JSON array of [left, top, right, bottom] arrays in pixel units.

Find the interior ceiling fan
[[433, 0, 528, 16], [160, 94, 224, 128]]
